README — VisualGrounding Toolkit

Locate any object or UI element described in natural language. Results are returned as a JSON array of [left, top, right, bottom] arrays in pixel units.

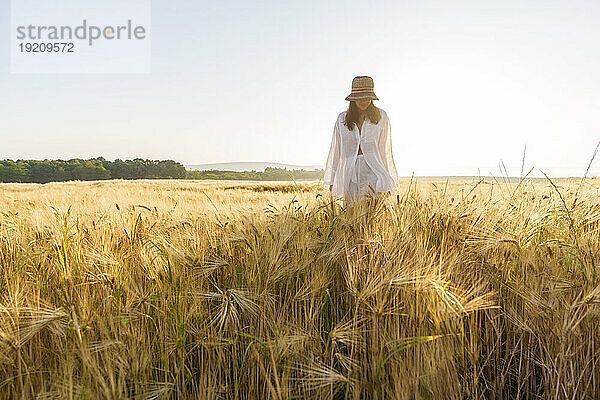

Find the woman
[[323, 75, 399, 206]]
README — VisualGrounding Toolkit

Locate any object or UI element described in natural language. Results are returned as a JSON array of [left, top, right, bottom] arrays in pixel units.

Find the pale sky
[[1, 0, 599, 177]]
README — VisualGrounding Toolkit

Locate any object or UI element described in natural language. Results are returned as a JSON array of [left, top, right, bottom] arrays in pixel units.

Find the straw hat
[[345, 75, 379, 101]]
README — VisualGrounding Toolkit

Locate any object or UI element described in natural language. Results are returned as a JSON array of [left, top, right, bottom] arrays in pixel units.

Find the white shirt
[[323, 108, 399, 201]]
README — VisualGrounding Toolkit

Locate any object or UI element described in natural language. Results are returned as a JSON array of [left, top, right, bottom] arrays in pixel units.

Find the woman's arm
[[377, 114, 399, 187], [323, 118, 341, 190]]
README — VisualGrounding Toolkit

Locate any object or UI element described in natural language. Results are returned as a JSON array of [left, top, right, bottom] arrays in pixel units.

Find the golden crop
[[1, 177, 599, 399]]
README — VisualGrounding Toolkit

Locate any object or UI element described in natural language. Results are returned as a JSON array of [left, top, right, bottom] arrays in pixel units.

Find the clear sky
[[1, 0, 599, 177]]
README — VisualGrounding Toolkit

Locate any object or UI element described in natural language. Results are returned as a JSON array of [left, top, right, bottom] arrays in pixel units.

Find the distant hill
[[186, 162, 323, 172]]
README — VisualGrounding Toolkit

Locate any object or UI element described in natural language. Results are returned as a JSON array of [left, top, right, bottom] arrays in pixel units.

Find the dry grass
[[1, 177, 600, 399]]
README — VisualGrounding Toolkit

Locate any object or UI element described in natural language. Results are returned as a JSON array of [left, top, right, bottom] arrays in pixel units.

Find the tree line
[[0, 157, 186, 183], [0, 159, 324, 183]]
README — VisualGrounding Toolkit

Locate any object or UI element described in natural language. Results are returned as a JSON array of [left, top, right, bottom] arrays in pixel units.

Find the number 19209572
[[19, 42, 74, 53]]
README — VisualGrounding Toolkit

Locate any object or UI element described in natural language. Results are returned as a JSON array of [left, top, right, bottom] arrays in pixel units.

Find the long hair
[[344, 100, 381, 131]]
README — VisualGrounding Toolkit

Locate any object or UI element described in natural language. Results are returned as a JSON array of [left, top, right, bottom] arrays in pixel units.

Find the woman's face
[[355, 99, 371, 111]]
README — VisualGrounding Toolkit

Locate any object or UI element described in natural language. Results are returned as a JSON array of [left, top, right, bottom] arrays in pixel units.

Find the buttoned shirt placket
[[356, 118, 366, 157], [350, 118, 367, 185]]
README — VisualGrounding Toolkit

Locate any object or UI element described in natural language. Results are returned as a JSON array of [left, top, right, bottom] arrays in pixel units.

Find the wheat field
[[1, 177, 600, 399]]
